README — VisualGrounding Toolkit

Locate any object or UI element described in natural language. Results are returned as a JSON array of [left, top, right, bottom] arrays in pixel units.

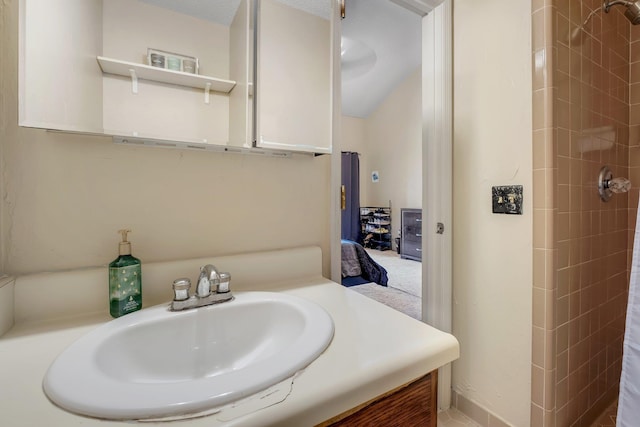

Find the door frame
[[422, 0, 453, 410], [329, 0, 453, 410]]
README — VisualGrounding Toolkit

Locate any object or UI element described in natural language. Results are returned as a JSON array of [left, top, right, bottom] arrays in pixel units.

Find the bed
[[341, 239, 389, 287]]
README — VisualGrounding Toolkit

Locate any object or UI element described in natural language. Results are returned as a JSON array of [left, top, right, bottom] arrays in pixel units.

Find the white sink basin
[[43, 291, 334, 420]]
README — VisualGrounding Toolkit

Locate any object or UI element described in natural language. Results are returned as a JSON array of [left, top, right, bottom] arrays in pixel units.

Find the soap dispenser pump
[[109, 229, 142, 318]]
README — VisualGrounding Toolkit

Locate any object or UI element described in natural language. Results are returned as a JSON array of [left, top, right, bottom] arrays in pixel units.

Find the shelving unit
[[96, 56, 236, 95], [360, 207, 392, 251]]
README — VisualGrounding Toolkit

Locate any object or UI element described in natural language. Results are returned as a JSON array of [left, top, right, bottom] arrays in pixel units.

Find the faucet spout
[[197, 264, 220, 297]]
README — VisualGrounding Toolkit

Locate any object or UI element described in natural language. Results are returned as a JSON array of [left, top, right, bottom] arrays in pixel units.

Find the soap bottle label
[[109, 264, 142, 317]]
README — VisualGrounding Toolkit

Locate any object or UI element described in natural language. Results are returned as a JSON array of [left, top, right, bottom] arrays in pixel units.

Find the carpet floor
[[366, 249, 421, 298], [348, 249, 422, 320]]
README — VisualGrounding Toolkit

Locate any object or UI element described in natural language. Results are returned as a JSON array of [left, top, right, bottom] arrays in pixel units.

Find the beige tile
[[558, 185, 570, 213], [557, 127, 570, 156], [533, 287, 546, 328], [533, 88, 553, 130], [532, 326, 545, 368], [533, 9, 547, 51], [534, 209, 546, 249], [630, 125, 640, 146], [570, 158, 582, 185], [632, 40, 640, 64], [557, 294, 569, 325], [532, 0, 545, 13], [557, 43, 571, 75], [544, 369, 555, 409], [544, 329, 555, 368], [533, 249, 545, 287], [558, 157, 570, 185], [557, 72, 570, 102], [533, 130, 546, 170], [631, 104, 640, 126], [557, 0, 570, 20], [631, 83, 640, 105], [632, 61, 640, 84], [543, 408, 555, 427], [557, 403, 569, 427], [558, 239, 570, 269], [569, 0, 582, 25], [557, 350, 569, 380], [557, 322, 569, 354], [555, 99, 571, 130], [557, 267, 570, 297], [531, 403, 544, 427]]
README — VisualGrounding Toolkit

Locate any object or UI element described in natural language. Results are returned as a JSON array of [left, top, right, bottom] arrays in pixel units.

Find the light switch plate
[[492, 185, 523, 215]]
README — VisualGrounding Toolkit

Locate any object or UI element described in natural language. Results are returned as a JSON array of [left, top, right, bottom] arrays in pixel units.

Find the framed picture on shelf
[[147, 48, 199, 74]]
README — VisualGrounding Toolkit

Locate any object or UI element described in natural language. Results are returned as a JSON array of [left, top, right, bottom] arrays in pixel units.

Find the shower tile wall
[[631, 25, 640, 244], [532, 0, 633, 426]]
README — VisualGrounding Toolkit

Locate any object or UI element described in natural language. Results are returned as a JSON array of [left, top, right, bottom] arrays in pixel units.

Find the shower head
[[604, 0, 640, 25]]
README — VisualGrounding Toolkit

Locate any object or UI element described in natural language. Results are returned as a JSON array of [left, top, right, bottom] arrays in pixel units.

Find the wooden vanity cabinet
[[318, 370, 437, 427]]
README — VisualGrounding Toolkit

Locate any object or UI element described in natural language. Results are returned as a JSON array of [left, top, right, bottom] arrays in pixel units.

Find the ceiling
[[139, 0, 422, 119], [341, 0, 422, 118]]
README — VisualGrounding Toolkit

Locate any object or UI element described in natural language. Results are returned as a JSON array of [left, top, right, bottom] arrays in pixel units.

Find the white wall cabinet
[[19, 0, 334, 155], [254, 0, 334, 154]]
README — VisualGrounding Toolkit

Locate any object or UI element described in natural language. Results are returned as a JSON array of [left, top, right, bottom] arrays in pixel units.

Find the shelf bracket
[[204, 82, 211, 104], [128, 68, 138, 94]]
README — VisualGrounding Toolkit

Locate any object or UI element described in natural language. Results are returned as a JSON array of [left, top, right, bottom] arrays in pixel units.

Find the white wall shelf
[[96, 56, 236, 94]]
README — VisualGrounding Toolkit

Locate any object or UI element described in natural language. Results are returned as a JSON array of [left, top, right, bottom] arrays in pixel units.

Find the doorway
[[331, 0, 453, 409], [338, 0, 423, 320]]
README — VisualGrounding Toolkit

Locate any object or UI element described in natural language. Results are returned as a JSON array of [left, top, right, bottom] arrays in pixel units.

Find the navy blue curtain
[[341, 152, 360, 242]]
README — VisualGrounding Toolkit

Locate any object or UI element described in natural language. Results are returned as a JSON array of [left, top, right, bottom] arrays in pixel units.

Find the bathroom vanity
[[0, 247, 458, 426]]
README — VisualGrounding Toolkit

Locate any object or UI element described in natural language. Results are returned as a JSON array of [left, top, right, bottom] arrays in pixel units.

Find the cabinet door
[[20, 0, 250, 147], [401, 210, 422, 261], [255, 0, 334, 154]]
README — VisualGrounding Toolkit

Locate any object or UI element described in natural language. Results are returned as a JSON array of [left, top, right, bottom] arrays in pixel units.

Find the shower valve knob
[[607, 177, 631, 193], [598, 166, 631, 202]]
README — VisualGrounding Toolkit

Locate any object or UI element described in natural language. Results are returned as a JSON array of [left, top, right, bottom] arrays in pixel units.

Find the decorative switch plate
[[492, 185, 523, 215]]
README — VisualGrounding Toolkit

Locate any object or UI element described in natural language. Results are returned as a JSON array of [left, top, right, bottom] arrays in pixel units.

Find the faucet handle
[[217, 272, 231, 293], [172, 278, 191, 301]]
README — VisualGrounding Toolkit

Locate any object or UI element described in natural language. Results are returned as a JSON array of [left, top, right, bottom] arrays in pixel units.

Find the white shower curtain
[[618, 207, 640, 426]]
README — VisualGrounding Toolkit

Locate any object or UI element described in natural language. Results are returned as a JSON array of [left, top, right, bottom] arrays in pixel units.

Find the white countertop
[[0, 249, 458, 426]]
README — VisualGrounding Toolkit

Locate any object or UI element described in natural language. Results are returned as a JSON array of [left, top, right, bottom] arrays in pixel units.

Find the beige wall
[[1, 0, 331, 276], [341, 68, 422, 243], [364, 68, 422, 241], [452, 0, 533, 426], [340, 115, 366, 155]]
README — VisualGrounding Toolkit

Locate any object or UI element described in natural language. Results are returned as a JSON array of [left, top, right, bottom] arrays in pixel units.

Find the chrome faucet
[[170, 264, 233, 311], [197, 264, 219, 297]]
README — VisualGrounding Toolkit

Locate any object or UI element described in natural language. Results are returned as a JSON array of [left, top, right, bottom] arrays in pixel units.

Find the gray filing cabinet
[[400, 208, 422, 261]]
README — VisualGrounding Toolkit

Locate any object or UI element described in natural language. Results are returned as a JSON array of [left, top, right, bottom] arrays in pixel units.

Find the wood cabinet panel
[[319, 371, 437, 427]]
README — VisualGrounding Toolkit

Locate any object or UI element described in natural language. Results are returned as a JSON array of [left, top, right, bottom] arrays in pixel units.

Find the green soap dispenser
[[109, 229, 142, 318]]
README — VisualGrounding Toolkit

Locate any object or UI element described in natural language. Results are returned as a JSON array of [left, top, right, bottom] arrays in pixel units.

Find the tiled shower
[[532, 0, 639, 425]]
